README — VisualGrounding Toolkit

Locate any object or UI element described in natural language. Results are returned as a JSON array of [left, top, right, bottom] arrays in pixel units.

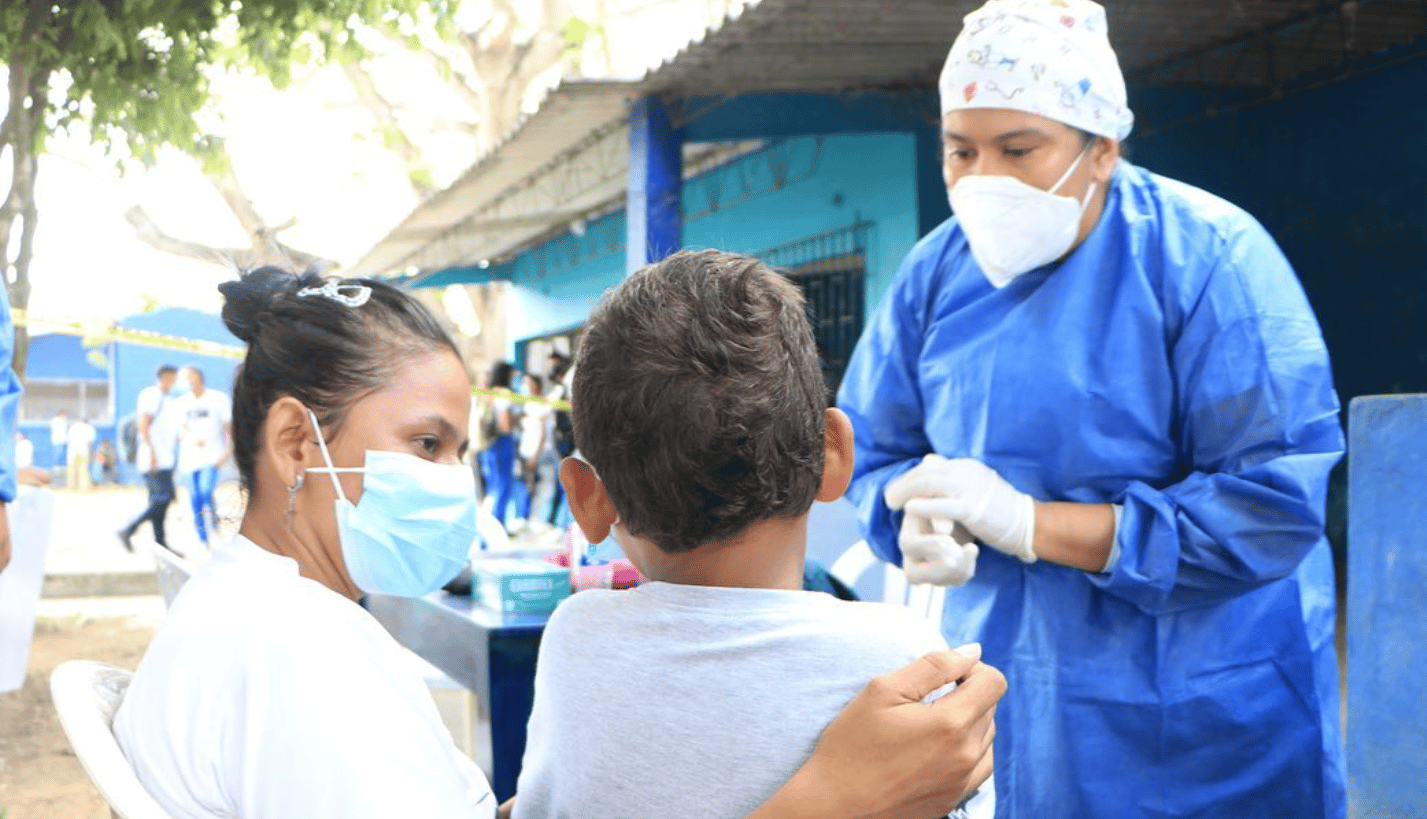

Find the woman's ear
[[560, 457, 618, 543], [264, 396, 314, 487], [816, 408, 856, 503], [1092, 136, 1120, 185]]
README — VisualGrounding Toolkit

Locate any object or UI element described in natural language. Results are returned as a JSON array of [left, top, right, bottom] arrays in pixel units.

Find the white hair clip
[[296, 279, 372, 308]]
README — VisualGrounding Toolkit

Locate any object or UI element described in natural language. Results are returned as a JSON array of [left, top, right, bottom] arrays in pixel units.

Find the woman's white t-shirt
[[174, 389, 231, 474], [114, 535, 495, 819], [517, 403, 550, 462]]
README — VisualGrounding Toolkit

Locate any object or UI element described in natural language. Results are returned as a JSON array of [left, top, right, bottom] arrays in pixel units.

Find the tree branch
[[369, 25, 488, 119], [124, 206, 242, 268], [207, 155, 271, 242], [193, 141, 332, 270], [340, 60, 439, 198], [125, 206, 334, 273]]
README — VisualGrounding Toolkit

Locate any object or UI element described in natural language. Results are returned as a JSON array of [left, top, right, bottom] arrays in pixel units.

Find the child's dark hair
[[572, 250, 826, 555], [218, 266, 459, 494]]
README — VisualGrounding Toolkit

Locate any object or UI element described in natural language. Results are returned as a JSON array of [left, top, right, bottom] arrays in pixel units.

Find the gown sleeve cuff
[[1099, 504, 1124, 574]]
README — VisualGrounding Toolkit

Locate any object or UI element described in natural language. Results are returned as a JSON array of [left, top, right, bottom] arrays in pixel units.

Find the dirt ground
[[0, 615, 156, 819]]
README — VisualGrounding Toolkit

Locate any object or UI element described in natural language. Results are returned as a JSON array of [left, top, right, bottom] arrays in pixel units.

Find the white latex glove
[[898, 511, 980, 587], [886, 454, 1037, 564]]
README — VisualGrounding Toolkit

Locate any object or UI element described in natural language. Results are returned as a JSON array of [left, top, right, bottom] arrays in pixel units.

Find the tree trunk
[[0, 0, 53, 381], [461, 0, 573, 150]]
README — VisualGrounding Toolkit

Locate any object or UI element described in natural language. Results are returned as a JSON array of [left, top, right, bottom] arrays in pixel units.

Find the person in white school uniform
[[119, 365, 182, 554], [113, 266, 1005, 819], [173, 366, 232, 546]]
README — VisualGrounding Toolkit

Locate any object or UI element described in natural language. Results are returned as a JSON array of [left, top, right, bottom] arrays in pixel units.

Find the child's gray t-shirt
[[512, 581, 952, 819]]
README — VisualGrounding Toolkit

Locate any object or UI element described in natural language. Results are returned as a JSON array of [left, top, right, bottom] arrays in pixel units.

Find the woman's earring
[[286, 473, 305, 533]]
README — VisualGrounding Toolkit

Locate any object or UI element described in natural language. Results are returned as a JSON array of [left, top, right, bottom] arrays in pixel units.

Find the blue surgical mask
[[305, 409, 478, 597]]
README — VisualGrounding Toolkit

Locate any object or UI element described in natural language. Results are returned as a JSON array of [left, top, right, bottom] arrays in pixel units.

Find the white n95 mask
[[948, 147, 1097, 288], [305, 409, 478, 597]]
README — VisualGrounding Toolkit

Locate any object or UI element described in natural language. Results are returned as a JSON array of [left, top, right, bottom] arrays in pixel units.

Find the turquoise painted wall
[[504, 133, 921, 346], [681, 134, 918, 309]]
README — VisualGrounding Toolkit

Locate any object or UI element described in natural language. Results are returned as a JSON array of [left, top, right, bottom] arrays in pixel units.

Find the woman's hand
[[750, 646, 1005, 819]]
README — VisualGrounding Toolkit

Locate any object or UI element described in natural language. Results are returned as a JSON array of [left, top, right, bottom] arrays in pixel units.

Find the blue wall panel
[[1130, 58, 1427, 405], [111, 309, 242, 485], [506, 134, 921, 345], [1346, 394, 1427, 817], [25, 334, 109, 382], [681, 134, 919, 316], [678, 90, 936, 143], [19, 420, 117, 475], [506, 210, 628, 355]]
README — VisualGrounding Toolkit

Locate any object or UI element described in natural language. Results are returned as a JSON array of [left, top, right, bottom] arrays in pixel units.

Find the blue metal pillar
[[626, 96, 682, 276], [1347, 394, 1427, 818]]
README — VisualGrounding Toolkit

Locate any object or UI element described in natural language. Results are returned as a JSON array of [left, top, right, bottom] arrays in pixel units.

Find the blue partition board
[[1347, 394, 1427, 818]]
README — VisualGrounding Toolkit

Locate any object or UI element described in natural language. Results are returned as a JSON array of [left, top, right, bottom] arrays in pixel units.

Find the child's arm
[[746, 649, 1003, 819], [498, 796, 515, 819]]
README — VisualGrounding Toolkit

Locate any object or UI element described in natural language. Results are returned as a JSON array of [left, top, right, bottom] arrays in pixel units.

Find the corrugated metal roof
[[350, 0, 1426, 279], [641, 0, 1425, 94], [349, 80, 636, 278]]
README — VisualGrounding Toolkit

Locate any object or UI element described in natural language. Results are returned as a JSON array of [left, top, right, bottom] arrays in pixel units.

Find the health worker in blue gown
[[838, 1, 1346, 817]]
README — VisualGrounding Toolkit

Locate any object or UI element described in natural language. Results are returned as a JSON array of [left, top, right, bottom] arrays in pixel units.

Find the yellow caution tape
[[473, 386, 572, 412], [13, 309, 573, 410], [13, 309, 246, 359]]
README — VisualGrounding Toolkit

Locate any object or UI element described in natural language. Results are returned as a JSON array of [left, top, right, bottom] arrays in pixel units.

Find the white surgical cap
[[938, 0, 1134, 141]]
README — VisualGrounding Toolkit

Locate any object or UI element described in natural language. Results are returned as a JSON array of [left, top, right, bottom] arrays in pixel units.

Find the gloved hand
[[886, 454, 1037, 564], [897, 511, 980, 587]]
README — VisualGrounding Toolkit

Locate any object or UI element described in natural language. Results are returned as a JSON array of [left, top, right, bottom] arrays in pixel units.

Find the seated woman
[[113, 266, 1003, 819]]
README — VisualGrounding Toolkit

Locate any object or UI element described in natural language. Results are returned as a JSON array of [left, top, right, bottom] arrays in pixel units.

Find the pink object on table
[[545, 551, 643, 592]]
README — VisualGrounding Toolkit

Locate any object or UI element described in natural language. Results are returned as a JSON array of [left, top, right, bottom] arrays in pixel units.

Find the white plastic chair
[[0, 486, 54, 693], [49, 660, 175, 819], [148, 544, 194, 609]]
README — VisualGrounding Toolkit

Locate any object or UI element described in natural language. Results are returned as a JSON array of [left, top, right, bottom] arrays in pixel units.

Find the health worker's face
[[942, 108, 1118, 245]]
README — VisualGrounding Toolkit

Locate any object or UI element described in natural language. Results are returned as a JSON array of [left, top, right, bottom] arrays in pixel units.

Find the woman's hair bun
[[219, 266, 304, 344]]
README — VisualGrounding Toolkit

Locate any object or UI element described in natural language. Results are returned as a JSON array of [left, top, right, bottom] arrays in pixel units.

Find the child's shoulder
[[540, 587, 948, 662], [540, 587, 638, 637], [815, 598, 950, 655]]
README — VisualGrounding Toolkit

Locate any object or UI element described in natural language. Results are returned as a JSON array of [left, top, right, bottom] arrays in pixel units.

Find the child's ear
[[560, 457, 619, 543], [816, 408, 856, 503]]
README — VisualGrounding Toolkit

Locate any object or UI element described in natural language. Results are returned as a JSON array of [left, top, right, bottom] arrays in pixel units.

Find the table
[[364, 592, 549, 802]]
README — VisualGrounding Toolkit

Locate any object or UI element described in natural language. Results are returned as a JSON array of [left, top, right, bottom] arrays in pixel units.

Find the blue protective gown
[[0, 284, 19, 503], [839, 163, 1346, 819]]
